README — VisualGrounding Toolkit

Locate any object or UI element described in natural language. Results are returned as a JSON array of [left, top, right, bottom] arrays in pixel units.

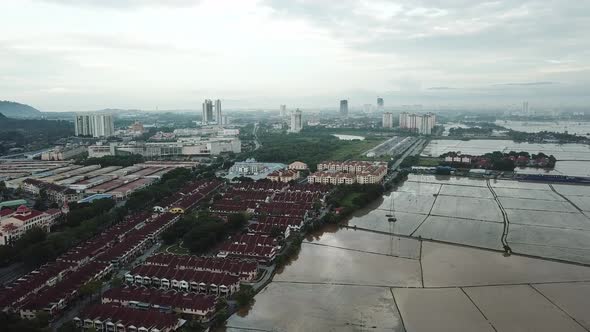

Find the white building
[[74, 114, 114, 137], [340, 100, 348, 117], [279, 105, 287, 117], [399, 112, 436, 135], [114, 137, 241, 158], [41, 145, 86, 161], [288, 161, 308, 171], [215, 99, 222, 124], [87, 143, 116, 158], [382, 112, 393, 129], [0, 206, 62, 245], [202, 99, 213, 125], [74, 114, 93, 136], [290, 109, 303, 133]]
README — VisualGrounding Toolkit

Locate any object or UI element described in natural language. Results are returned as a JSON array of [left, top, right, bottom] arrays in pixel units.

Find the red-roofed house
[[0, 206, 62, 245]]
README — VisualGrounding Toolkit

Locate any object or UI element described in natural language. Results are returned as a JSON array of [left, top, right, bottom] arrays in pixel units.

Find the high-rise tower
[[340, 100, 348, 117], [215, 99, 222, 124], [290, 109, 303, 133], [202, 99, 213, 125]]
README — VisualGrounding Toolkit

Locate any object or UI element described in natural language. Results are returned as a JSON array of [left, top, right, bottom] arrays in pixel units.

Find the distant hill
[[0, 101, 41, 118], [0, 112, 74, 156]]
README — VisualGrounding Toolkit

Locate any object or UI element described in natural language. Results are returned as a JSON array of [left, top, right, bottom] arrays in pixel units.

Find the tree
[[79, 280, 103, 298], [39, 188, 48, 201], [269, 227, 283, 238], [235, 284, 255, 307], [111, 276, 124, 288], [57, 321, 78, 332]]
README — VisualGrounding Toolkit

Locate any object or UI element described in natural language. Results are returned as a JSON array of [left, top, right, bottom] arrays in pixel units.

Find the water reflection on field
[[224, 283, 405, 332], [495, 120, 590, 138], [422, 139, 590, 161], [221, 174, 590, 331]]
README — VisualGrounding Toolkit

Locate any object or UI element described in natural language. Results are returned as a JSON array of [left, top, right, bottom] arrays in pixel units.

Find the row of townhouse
[[22, 178, 82, 204], [156, 180, 223, 214], [317, 160, 387, 174], [143, 254, 258, 282], [3, 210, 177, 320], [217, 242, 277, 263], [307, 171, 356, 185], [125, 265, 241, 297], [308, 165, 387, 185], [74, 304, 182, 332], [102, 287, 216, 321], [19, 262, 113, 319], [0, 261, 76, 310], [96, 213, 180, 266], [0, 212, 154, 315]]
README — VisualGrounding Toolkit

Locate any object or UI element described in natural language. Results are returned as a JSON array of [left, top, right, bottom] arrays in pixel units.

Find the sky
[[0, 0, 589, 111]]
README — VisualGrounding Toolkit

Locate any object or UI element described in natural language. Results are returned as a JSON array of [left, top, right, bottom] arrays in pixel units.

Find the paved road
[[390, 138, 426, 171], [0, 263, 28, 286]]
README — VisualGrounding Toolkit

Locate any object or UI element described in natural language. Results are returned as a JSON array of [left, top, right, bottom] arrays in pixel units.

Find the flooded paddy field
[[393, 288, 496, 332], [464, 285, 587, 332], [224, 283, 405, 332], [223, 231, 590, 332], [304, 226, 421, 259], [517, 160, 590, 177], [495, 120, 590, 138], [222, 174, 590, 331], [346, 174, 590, 264], [273, 242, 422, 287], [422, 139, 590, 161], [413, 216, 503, 249], [421, 242, 590, 287], [533, 282, 590, 330]]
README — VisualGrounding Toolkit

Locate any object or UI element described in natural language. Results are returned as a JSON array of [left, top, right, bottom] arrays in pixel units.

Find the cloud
[[427, 86, 457, 90], [36, 0, 200, 9], [493, 82, 558, 86], [264, 0, 590, 87]]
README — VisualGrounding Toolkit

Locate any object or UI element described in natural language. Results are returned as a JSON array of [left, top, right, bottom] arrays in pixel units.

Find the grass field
[[329, 138, 385, 160], [417, 157, 441, 166]]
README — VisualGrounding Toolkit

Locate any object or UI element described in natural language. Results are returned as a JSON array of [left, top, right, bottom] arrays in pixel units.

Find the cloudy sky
[[1, 0, 589, 111]]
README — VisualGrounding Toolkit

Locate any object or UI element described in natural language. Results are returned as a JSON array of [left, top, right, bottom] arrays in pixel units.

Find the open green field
[[329, 139, 385, 160], [249, 131, 386, 169]]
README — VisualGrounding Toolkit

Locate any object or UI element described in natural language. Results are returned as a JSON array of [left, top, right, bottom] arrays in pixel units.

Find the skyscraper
[[290, 109, 303, 133], [280, 105, 287, 117], [202, 99, 213, 125], [377, 97, 384, 111], [215, 99, 222, 124], [340, 100, 348, 117], [92, 114, 115, 137], [74, 114, 93, 136], [399, 112, 436, 135], [399, 112, 409, 129], [382, 112, 393, 128], [523, 101, 530, 115], [74, 114, 114, 137]]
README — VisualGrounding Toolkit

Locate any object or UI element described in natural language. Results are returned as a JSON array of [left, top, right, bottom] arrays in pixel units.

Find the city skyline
[[0, 0, 588, 111]]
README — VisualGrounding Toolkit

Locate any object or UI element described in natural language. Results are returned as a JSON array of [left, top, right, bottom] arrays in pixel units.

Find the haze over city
[[1, 0, 589, 111], [1, 1, 590, 332]]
